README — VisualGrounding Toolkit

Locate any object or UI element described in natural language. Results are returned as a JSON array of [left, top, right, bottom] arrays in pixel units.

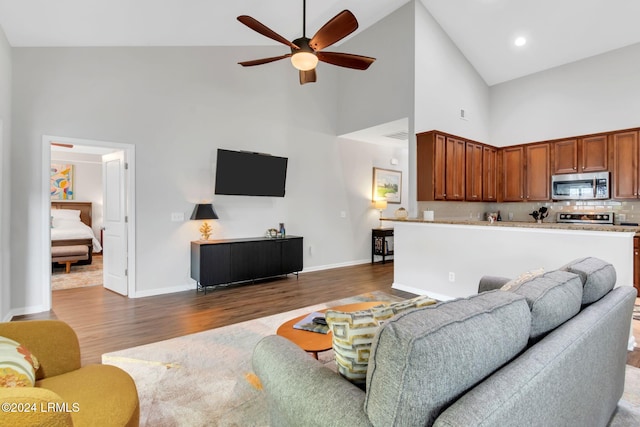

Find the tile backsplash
[[416, 200, 640, 224]]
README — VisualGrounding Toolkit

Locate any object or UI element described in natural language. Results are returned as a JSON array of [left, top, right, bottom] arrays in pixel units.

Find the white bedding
[[51, 221, 102, 253]]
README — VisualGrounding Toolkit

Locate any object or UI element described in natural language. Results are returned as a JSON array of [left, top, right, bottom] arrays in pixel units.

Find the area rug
[[103, 291, 640, 427], [52, 254, 103, 290], [102, 291, 401, 427]]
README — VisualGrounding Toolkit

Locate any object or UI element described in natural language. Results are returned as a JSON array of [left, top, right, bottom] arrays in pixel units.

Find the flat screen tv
[[214, 149, 288, 197]]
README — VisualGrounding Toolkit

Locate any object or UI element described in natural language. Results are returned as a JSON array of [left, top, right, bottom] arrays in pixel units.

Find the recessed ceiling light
[[514, 37, 527, 47]]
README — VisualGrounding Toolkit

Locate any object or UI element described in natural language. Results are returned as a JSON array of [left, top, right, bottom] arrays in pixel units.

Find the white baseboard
[[5, 304, 49, 321], [301, 259, 370, 273], [131, 283, 195, 298], [392, 282, 455, 301]]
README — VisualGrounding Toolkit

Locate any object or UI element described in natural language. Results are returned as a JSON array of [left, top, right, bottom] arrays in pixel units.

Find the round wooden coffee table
[[276, 301, 386, 359]]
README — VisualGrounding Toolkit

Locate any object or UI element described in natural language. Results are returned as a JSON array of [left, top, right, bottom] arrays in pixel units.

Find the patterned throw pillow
[[500, 268, 545, 291], [325, 295, 437, 387], [0, 336, 40, 387]]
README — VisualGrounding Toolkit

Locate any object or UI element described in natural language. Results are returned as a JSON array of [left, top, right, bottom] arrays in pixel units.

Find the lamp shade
[[374, 200, 388, 210], [190, 203, 218, 220]]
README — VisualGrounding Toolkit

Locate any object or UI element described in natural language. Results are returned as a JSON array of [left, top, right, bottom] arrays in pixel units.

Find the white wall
[[10, 45, 388, 312], [0, 25, 11, 321], [336, 2, 415, 137], [337, 138, 409, 261], [393, 222, 634, 300], [414, 1, 490, 142], [491, 42, 640, 147], [50, 151, 104, 238]]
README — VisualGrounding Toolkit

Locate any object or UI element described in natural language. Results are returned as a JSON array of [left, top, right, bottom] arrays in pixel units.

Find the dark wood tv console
[[191, 236, 303, 293]]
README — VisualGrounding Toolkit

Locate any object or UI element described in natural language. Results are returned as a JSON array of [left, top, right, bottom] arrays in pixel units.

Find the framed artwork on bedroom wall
[[51, 164, 75, 200], [372, 167, 402, 204]]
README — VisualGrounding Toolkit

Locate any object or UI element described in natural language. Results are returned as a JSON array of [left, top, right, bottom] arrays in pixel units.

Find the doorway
[[41, 135, 136, 310]]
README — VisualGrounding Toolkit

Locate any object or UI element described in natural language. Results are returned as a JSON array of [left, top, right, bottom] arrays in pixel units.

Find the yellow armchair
[[0, 320, 139, 426]]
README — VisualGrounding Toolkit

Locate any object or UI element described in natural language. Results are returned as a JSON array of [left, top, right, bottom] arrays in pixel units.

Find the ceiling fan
[[237, 0, 376, 85]]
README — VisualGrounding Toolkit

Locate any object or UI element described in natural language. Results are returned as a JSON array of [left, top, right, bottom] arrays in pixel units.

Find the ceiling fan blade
[[299, 69, 317, 85], [237, 15, 300, 50], [239, 54, 291, 67], [316, 51, 376, 70], [309, 10, 358, 51], [51, 142, 74, 148]]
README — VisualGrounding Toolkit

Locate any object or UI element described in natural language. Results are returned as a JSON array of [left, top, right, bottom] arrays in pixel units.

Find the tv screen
[[214, 149, 288, 197]]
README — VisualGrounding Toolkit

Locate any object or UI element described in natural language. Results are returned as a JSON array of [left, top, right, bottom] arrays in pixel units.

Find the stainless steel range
[[556, 212, 614, 225]]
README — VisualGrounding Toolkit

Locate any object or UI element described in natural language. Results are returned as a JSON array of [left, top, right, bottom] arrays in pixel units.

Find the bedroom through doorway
[[50, 144, 110, 290], [43, 135, 136, 309]]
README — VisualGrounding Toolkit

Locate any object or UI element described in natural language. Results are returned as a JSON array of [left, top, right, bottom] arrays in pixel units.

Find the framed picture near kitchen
[[372, 167, 402, 204]]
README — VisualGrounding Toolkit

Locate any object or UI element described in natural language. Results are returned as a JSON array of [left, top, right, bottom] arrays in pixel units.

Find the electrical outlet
[[171, 212, 184, 222], [619, 213, 626, 222], [448, 272, 455, 282], [508, 212, 514, 221], [340, 211, 347, 218]]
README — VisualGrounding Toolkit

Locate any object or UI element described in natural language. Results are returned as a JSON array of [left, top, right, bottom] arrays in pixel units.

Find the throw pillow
[[500, 268, 545, 291], [0, 336, 40, 387], [325, 295, 437, 387]]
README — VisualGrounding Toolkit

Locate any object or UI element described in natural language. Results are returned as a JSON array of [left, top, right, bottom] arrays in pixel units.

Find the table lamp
[[374, 199, 387, 227], [191, 203, 219, 240]]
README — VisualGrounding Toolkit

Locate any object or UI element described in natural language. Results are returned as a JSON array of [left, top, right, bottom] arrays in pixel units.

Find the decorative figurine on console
[[199, 222, 213, 240], [529, 207, 549, 223]]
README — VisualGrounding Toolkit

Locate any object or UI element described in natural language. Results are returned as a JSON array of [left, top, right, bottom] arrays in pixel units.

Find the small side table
[[372, 228, 394, 264], [276, 302, 387, 359]]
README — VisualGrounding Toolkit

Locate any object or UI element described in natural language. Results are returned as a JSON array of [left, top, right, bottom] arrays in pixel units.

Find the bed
[[51, 201, 102, 265]]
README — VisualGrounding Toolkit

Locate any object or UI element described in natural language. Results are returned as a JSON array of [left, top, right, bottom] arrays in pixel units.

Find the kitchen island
[[388, 218, 637, 301]]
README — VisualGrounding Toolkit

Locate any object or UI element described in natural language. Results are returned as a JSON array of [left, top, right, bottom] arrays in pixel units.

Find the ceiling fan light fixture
[[291, 51, 318, 71]]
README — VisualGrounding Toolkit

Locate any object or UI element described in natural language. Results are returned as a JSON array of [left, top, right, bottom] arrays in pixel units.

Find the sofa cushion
[[37, 364, 139, 426], [325, 295, 437, 387], [0, 336, 40, 387], [364, 291, 531, 427], [559, 257, 616, 305], [503, 270, 583, 339]]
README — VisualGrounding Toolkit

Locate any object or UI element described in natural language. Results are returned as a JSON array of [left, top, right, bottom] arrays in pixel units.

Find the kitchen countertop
[[382, 217, 640, 233]]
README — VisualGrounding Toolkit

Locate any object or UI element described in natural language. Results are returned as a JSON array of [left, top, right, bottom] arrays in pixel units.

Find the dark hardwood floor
[[17, 262, 413, 365], [16, 262, 640, 369]]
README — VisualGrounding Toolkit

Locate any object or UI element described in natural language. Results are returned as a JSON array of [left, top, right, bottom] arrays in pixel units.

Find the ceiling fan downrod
[[302, 0, 307, 38]]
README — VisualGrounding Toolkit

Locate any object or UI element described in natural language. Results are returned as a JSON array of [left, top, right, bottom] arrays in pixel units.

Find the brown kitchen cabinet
[[553, 135, 608, 174], [482, 146, 498, 202], [417, 131, 465, 201], [501, 143, 550, 201], [553, 139, 578, 174], [465, 141, 483, 201], [445, 136, 466, 200], [525, 143, 550, 200], [581, 135, 608, 172], [502, 146, 525, 201], [612, 131, 639, 199]]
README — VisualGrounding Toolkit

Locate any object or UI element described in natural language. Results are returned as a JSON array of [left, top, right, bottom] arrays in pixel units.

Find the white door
[[102, 151, 128, 295]]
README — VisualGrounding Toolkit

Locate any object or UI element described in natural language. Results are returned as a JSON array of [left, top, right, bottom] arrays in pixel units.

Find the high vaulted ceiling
[[0, 0, 639, 86]]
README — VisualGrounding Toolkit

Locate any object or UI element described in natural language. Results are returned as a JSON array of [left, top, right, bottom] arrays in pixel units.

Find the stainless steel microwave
[[551, 172, 610, 200]]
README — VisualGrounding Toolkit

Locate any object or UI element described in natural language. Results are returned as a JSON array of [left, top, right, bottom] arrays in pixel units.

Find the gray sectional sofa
[[253, 257, 637, 426]]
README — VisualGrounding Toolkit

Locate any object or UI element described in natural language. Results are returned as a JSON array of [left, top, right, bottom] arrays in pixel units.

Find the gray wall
[[0, 25, 11, 321], [490, 42, 640, 147], [414, 1, 490, 142], [9, 43, 407, 312], [6, 4, 640, 315], [337, 2, 415, 136]]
